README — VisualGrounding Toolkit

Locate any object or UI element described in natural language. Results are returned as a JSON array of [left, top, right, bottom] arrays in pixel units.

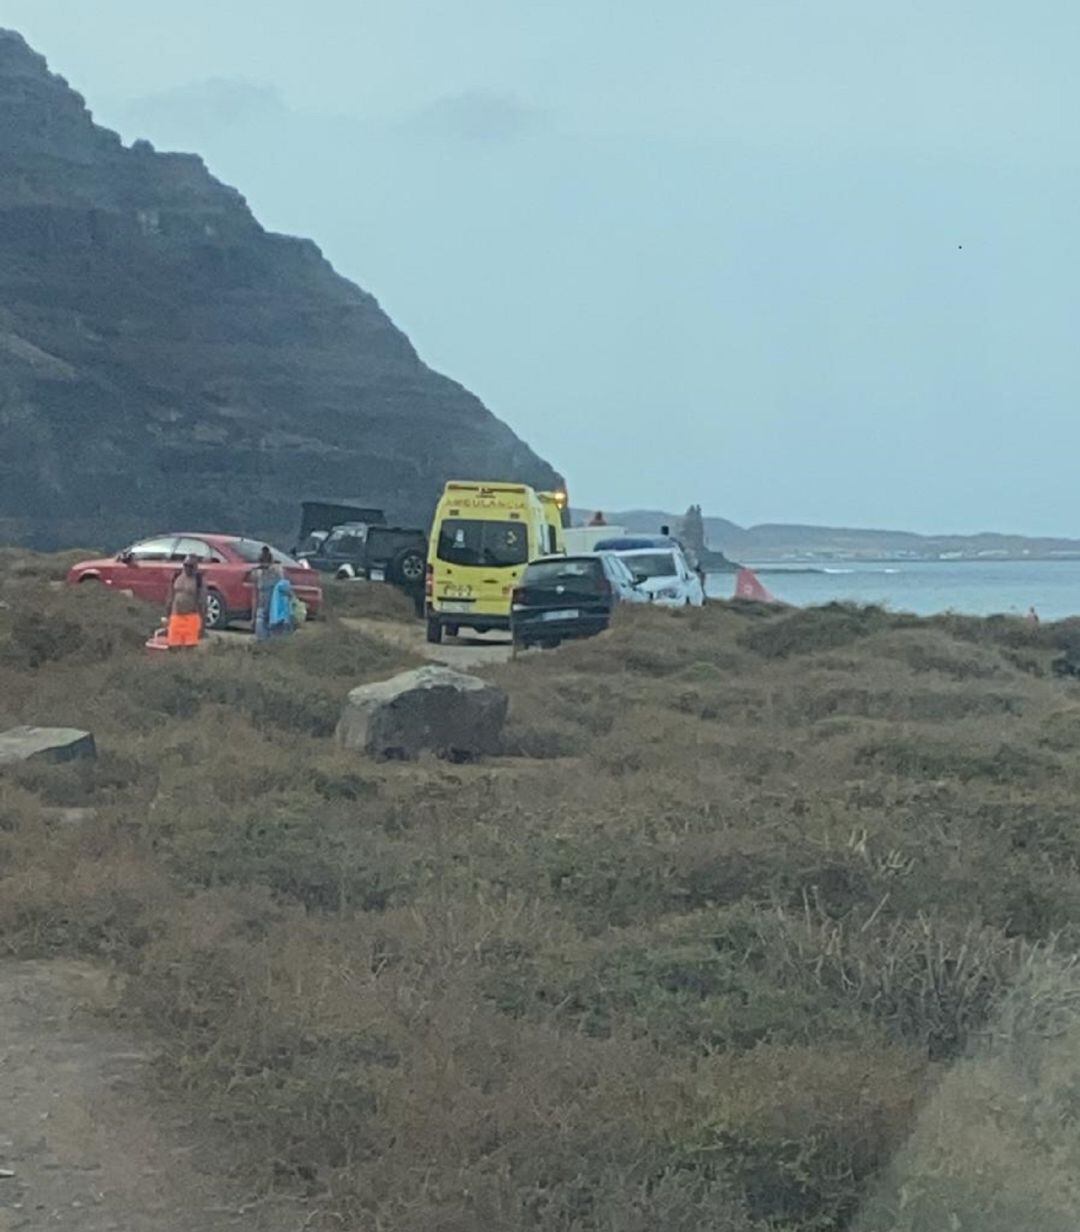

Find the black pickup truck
[[293, 502, 427, 599], [295, 501, 387, 543]]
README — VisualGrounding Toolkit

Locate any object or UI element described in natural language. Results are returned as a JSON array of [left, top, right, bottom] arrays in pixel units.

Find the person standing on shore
[[165, 554, 206, 648], [249, 545, 284, 642]]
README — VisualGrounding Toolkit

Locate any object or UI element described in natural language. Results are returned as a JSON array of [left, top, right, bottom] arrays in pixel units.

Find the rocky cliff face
[[0, 30, 562, 549]]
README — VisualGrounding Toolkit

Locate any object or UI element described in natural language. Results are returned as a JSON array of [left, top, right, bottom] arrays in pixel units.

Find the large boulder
[[336, 666, 508, 761], [0, 725, 96, 767]]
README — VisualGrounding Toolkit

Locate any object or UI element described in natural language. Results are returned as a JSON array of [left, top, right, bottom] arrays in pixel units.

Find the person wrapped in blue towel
[[268, 573, 297, 637]]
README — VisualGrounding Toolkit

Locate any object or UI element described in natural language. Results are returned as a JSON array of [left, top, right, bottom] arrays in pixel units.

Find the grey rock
[[0, 726, 96, 767], [336, 666, 507, 761], [41, 806, 98, 825]]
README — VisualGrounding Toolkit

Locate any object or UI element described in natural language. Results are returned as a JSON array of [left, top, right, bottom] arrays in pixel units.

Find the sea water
[[705, 559, 1080, 621]]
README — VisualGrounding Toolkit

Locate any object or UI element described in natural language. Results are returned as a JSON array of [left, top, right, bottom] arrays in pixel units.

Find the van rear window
[[437, 519, 529, 567]]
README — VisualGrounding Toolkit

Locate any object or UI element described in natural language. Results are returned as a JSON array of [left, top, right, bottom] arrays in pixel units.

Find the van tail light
[[425, 564, 433, 598]]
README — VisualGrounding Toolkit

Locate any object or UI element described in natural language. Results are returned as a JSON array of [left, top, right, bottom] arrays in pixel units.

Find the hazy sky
[[5, 1, 1079, 534]]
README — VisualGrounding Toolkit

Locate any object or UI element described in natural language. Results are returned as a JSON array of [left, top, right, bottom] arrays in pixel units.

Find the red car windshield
[[229, 539, 295, 565]]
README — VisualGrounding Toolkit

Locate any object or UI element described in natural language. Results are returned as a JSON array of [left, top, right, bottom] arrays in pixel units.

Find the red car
[[66, 533, 323, 630]]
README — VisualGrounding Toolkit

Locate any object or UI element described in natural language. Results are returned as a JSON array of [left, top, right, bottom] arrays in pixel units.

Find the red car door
[[112, 536, 181, 605]]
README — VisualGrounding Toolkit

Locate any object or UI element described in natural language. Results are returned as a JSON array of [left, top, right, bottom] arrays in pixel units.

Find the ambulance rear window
[[437, 519, 529, 567]]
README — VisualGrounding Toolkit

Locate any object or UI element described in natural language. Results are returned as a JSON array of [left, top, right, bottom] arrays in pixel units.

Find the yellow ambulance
[[425, 481, 562, 643], [538, 490, 569, 555]]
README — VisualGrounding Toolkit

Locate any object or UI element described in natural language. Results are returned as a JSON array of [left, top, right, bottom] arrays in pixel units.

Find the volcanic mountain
[[0, 29, 562, 549]]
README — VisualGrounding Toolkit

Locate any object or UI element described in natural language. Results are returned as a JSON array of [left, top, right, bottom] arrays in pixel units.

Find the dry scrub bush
[[5, 565, 1080, 1227], [1038, 705, 1080, 751], [742, 905, 1026, 1059], [738, 603, 912, 659], [490, 902, 1026, 1065], [0, 546, 97, 584], [111, 622, 412, 736], [856, 730, 1061, 784], [0, 579, 146, 670], [694, 1041, 926, 1227], [129, 895, 762, 1229], [854, 949, 1080, 1231], [0, 801, 172, 959], [323, 577, 419, 622], [872, 627, 1012, 681], [930, 609, 1080, 655]]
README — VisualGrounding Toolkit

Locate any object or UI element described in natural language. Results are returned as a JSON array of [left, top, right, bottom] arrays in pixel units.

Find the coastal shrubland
[[3, 557, 1080, 1228]]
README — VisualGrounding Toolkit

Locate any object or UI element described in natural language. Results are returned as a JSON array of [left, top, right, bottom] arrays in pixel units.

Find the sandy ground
[[340, 617, 514, 668], [0, 962, 305, 1232]]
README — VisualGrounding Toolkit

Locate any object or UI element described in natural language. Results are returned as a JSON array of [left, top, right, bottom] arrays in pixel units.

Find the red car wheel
[[203, 588, 229, 631]]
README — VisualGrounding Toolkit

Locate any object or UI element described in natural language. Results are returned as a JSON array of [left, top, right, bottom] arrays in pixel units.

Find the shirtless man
[[165, 554, 206, 647]]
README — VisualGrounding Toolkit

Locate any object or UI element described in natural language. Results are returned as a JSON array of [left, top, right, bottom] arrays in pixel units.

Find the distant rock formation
[[0, 30, 562, 549]]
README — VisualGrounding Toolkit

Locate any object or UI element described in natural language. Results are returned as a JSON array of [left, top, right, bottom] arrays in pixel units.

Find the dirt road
[[341, 617, 513, 668], [0, 962, 302, 1231]]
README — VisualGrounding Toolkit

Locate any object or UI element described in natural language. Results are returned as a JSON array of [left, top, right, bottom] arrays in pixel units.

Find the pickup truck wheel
[[425, 616, 443, 645], [390, 547, 426, 587], [203, 588, 230, 631]]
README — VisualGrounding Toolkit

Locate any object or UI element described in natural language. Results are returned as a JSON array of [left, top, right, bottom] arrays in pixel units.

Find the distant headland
[[579, 507, 1080, 566]]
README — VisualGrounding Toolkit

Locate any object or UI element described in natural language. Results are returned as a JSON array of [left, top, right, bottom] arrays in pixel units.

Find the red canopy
[[734, 567, 778, 604]]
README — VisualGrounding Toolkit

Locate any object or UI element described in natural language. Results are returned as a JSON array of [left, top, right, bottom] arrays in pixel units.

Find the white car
[[611, 544, 706, 607]]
